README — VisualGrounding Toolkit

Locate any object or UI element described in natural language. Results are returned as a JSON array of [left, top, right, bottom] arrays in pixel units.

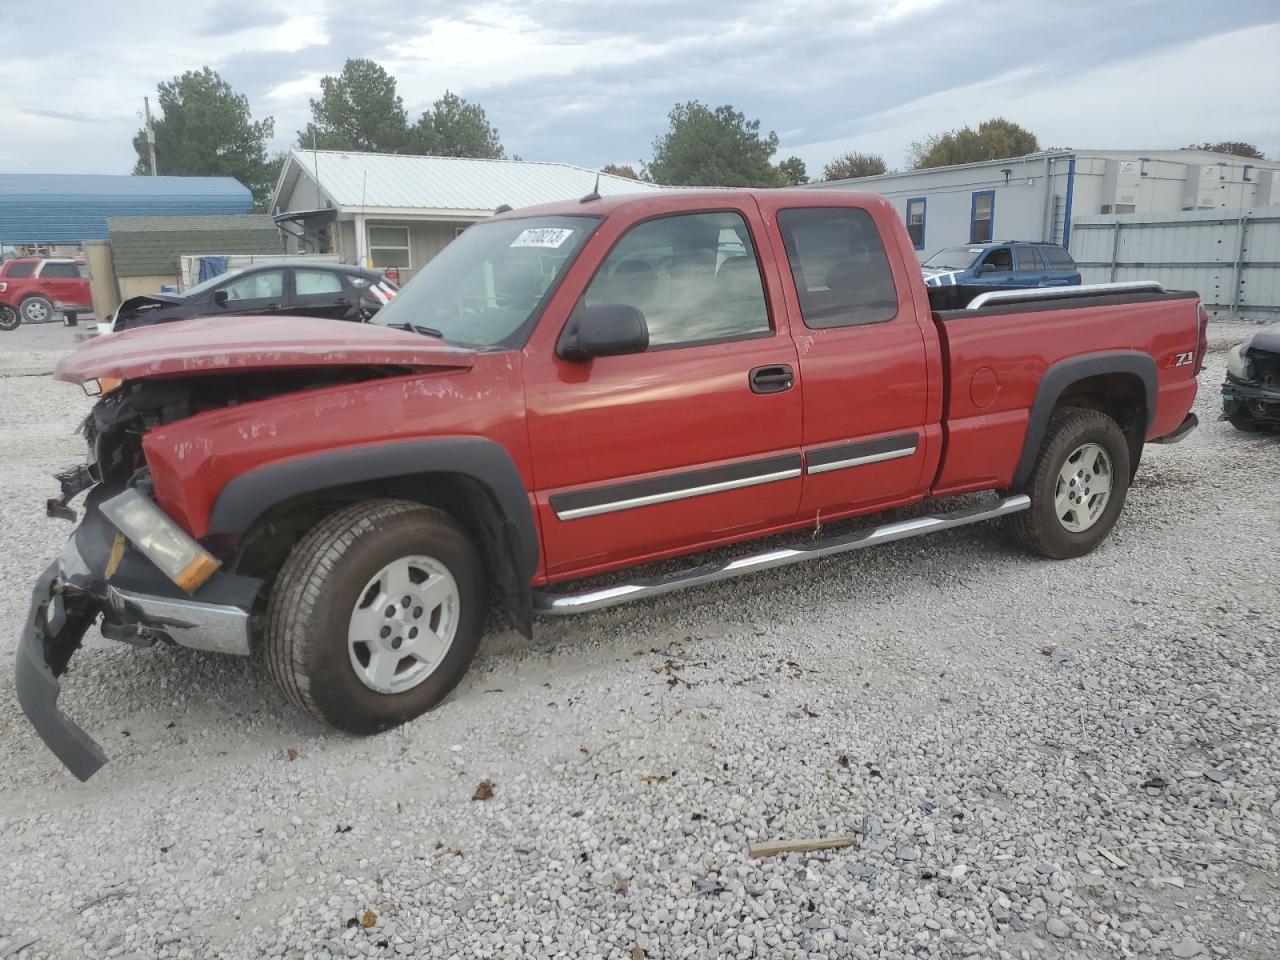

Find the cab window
[[776, 207, 898, 328], [581, 211, 771, 350]]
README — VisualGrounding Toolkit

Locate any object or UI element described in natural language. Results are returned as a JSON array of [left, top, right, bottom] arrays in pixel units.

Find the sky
[[0, 0, 1276, 178]]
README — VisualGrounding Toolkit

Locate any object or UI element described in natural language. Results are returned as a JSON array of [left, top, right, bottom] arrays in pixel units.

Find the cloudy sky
[[1, 0, 1276, 177]]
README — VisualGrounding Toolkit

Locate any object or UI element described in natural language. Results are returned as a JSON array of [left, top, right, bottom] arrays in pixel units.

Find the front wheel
[[1011, 408, 1131, 560], [264, 500, 487, 734], [0, 305, 19, 331]]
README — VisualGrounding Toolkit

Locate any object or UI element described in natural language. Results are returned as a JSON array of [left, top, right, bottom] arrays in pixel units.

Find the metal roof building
[[107, 214, 283, 278], [0, 174, 253, 247], [272, 149, 660, 279]]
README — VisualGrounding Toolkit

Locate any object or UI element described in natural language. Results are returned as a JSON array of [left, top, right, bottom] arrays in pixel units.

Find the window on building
[[905, 197, 926, 250], [39, 261, 80, 279], [1015, 246, 1043, 272], [969, 191, 995, 243], [1243, 165, 1254, 182], [368, 225, 411, 269], [582, 211, 771, 350], [776, 207, 898, 329]]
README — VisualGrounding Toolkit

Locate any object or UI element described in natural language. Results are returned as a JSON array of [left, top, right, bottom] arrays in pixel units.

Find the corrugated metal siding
[[0, 175, 253, 244], [107, 214, 282, 277], [286, 150, 660, 212], [1071, 206, 1280, 316]]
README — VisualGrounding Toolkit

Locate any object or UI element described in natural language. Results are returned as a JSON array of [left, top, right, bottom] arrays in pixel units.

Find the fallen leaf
[[837, 754, 850, 768], [690, 812, 704, 821], [641, 774, 670, 784], [631, 949, 647, 959], [335, 825, 352, 834], [360, 909, 376, 928], [286, 747, 299, 762], [472, 780, 495, 801], [570, 810, 584, 818]]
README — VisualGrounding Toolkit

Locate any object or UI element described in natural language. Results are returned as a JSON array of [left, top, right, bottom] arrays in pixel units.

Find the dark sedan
[[1223, 323, 1280, 432], [110, 263, 398, 332]]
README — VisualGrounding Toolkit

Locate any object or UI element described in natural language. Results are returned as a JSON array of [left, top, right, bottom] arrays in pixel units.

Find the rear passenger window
[[295, 269, 344, 296], [776, 208, 898, 329], [1042, 245, 1075, 269], [582, 211, 771, 350], [1015, 247, 1043, 271], [5, 262, 35, 278]]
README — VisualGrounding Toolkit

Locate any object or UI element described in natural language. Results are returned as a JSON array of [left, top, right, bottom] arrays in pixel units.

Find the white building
[[271, 150, 661, 281], [806, 149, 1280, 262]]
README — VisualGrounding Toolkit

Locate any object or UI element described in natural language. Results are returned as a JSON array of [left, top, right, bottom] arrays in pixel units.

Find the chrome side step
[[532, 494, 1031, 616]]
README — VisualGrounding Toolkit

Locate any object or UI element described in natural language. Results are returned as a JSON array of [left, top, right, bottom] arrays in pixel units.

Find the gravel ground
[[0, 320, 1276, 960]]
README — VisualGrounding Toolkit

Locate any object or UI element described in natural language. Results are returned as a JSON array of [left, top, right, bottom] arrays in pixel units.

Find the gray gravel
[[0, 320, 1277, 960]]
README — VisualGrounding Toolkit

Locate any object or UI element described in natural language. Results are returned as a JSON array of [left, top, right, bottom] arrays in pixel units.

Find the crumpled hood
[[1248, 322, 1280, 355], [55, 315, 474, 385]]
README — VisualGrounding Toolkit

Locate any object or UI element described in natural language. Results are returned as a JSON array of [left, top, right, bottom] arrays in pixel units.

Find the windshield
[[371, 215, 599, 348], [922, 246, 983, 271], [182, 269, 245, 299]]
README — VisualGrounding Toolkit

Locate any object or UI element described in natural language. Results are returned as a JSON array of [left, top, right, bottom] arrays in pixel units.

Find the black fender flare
[[1012, 351, 1157, 488], [207, 437, 539, 634]]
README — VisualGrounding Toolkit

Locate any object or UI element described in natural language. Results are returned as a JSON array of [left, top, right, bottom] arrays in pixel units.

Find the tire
[[20, 296, 53, 324], [264, 499, 487, 734], [0, 305, 18, 331], [1011, 408, 1130, 560]]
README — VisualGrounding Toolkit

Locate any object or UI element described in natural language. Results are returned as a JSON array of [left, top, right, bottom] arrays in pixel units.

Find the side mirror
[[978, 262, 997, 275], [558, 303, 649, 361], [212, 289, 229, 307]]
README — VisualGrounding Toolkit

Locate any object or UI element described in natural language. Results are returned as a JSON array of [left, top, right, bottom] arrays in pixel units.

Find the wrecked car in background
[[110, 262, 398, 332], [1223, 323, 1280, 431]]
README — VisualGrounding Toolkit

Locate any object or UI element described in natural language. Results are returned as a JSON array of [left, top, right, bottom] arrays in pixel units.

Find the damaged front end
[[18, 381, 267, 780], [1223, 332, 1280, 430]]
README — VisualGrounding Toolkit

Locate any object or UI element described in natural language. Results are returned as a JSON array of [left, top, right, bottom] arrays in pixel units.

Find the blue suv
[[921, 242, 1081, 307]]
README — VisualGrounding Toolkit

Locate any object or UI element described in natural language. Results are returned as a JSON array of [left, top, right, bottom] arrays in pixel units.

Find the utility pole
[[144, 96, 157, 176]]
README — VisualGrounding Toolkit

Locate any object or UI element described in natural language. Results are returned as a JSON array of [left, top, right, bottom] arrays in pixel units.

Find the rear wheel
[[264, 499, 487, 734], [19, 296, 53, 324], [1011, 408, 1130, 559], [0, 305, 19, 331]]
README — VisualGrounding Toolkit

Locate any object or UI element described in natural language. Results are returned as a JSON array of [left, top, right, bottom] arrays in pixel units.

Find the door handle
[[265, 302, 281, 310], [749, 364, 795, 394]]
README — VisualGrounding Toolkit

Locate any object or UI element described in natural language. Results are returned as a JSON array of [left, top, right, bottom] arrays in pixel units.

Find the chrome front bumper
[[16, 531, 256, 781]]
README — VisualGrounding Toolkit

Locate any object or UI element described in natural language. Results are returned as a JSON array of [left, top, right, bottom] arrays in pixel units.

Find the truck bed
[[929, 287, 1202, 497]]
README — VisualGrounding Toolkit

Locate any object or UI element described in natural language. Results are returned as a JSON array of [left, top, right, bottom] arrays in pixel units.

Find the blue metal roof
[[0, 174, 253, 244]]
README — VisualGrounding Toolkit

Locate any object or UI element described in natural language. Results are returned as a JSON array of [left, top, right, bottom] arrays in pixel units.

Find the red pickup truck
[[19, 190, 1203, 779]]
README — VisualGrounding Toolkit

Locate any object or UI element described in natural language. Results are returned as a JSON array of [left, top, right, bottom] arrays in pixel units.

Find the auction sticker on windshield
[[511, 228, 575, 248]]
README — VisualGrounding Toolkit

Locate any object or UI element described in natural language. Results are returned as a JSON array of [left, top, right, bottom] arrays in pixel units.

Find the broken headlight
[[1226, 338, 1255, 381], [99, 488, 220, 593]]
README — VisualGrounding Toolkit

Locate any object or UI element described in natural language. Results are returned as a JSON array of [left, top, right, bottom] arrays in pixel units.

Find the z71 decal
[[1166, 351, 1195, 368]]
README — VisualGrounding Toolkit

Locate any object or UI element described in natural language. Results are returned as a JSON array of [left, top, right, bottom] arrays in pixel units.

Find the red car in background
[[0, 257, 92, 330]]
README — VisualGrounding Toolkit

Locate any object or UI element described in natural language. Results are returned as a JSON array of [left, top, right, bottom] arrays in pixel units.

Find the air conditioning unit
[[1101, 159, 1143, 214], [1181, 164, 1222, 210]]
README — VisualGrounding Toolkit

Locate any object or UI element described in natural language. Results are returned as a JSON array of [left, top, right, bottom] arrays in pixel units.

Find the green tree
[[821, 151, 887, 181], [775, 156, 809, 185], [647, 101, 782, 187], [131, 67, 277, 208], [298, 59, 407, 153], [601, 163, 645, 181], [908, 118, 1039, 169], [1183, 141, 1265, 160], [410, 91, 504, 157]]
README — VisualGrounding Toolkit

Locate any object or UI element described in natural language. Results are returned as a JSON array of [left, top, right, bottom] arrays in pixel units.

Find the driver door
[[523, 199, 803, 580]]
